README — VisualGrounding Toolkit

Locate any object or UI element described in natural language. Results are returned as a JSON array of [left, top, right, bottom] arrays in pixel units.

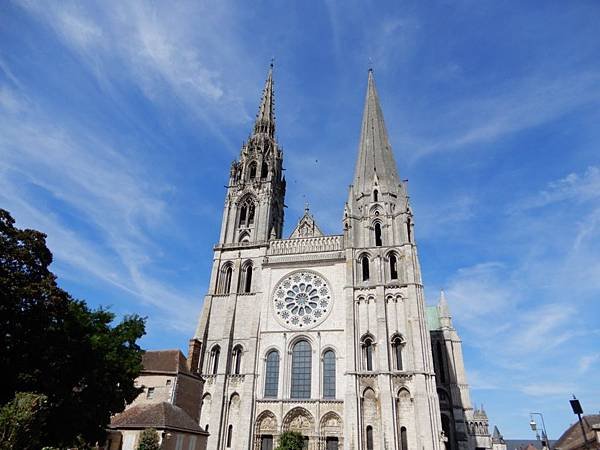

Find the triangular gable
[[289, 209, 324, 239]]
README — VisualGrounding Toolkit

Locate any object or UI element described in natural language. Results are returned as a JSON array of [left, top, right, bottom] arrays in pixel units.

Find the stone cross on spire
[[253, 62, 275, 138], [352, 69, 401, 196]]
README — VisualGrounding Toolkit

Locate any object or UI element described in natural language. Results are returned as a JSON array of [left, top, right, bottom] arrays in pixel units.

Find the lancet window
[[290, 340, 311, 398], [361, 335, 375, 371], [210, 345, 220, 375], [391, 335, 405, 371], [239, 261, 253, 293], [217, 263, 234, 294], [238, 198, 256, 228], [264, 350, 280, 398], [360, 255, 370, 282], [322, 349, 336, 398], [374, 222, 382, 246], [232, 345, 243, 375], [389, 253, 398, 280]]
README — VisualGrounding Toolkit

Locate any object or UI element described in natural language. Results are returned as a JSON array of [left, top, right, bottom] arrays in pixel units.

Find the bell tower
[[344, 69, 413, 249], [218, 63, 286, 245]]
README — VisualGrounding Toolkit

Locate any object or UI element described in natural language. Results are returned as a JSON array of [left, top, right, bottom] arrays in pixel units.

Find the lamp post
[[529, 413, 550, 450], [570, 396, 591, 450]]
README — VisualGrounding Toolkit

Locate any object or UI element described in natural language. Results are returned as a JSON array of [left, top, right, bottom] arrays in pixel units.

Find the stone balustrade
[[268, 235, 344, 255]]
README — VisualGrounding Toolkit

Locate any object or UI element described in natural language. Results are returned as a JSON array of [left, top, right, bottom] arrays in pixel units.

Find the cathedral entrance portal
[[283, 407, 315, 450]]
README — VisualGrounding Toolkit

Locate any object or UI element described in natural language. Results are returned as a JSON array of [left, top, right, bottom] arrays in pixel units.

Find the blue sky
[[1, 0, 599, 439]]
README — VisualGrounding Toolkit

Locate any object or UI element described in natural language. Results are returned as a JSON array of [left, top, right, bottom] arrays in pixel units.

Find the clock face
[[272, 270, 333, 330]]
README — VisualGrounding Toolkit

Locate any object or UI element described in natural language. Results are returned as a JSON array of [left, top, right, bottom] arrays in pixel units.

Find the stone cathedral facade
[[187, 66, 498, 450]]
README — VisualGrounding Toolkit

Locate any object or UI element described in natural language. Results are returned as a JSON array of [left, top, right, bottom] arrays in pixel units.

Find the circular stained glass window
[[272, 271, 332, 330]]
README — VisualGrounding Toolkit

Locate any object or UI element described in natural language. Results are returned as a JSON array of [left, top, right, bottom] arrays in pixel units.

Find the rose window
[[272, 271, 332, 329]]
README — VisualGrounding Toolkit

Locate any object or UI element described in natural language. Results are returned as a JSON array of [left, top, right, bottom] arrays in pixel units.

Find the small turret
[[438, 290, 453, 330]]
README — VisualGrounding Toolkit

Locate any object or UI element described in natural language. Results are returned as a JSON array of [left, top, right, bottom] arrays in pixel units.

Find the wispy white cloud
[[521, 382, 577, 398], [406, 72, 600, 161], [0, 81, 199, 332], [578, 353, 600, 373]]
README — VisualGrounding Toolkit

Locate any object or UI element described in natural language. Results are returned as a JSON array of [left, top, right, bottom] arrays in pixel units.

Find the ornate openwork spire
[[253, 62, 275, 138], [352, 69, 401, 195]]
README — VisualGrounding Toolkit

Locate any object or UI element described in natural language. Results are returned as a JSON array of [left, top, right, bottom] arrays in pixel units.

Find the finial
[[368, 57, 373, 72], [304, 201, 310, 213], [270, 56, 275, 69]]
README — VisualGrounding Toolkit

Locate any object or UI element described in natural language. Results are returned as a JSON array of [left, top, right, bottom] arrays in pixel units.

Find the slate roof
[[504, 439, 557, 450], [553, 414, 600, 449], [142, 349, 189, 374], [110, 402, 207, 434]]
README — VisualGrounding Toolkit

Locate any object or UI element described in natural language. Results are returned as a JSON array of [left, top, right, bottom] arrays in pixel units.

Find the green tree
[[0, 209, 146, 447], [136, 428, 160, 450], [275, 431, 304, 450], [0, 392, 47, 450]]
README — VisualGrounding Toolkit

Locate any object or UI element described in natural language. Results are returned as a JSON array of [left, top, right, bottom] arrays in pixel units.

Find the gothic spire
[[352, 69, 401, 195], [253, 62, 275, 138]]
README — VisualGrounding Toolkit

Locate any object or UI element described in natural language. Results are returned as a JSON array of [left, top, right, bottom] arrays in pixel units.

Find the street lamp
[[529, 413, 550, 449]]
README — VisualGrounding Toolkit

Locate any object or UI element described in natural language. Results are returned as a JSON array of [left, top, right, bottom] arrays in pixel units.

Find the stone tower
[[218, 63, 285, 246], [189, 67, 493, 450]]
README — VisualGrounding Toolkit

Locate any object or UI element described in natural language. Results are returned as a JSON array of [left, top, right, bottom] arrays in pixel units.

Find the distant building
[[106, 350, 208, 450], [187, 65, 503, 450], [554, 414, 600, 450]]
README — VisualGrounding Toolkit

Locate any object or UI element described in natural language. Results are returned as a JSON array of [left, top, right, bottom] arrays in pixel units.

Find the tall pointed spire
[[253, 62, 275, 138], [352, 69, 401, 195]]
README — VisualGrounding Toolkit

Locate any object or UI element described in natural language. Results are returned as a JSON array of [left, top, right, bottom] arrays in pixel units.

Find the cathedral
[[187, 65, 500, 450]]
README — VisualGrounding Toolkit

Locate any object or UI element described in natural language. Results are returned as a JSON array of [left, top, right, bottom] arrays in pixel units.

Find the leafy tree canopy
[[275, 431, 305, 450], [136, 428, 161, 450], [0, 209, 146, 447], [0, 392, 48, 450]]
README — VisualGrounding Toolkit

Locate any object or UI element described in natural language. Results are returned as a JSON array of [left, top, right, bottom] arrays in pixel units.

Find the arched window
[[389, 254, 398, 280], [374, 222, 382, 246], [218, 263, 234, 294], [210, 346, 220, 375], [361, 255, 370, 282], [362, 336, 374, 371], [366, 425, 374, 450], [249, 162, 257, 179], [264, 350, 280, 398], [232, 345, 243, 375], [248, 203, 255, 225], [244, 264, 252, 293], [373, 189, 378, 202], [290, 340, 311, 399], [227, 424, 233, 447], [400, 426, 408, 450], [391, 335, 404, 371], [239, 261, 253, 293], [261, 162, 268, 178], [238, 197, 256, 228], [322, 350, 336, 398]]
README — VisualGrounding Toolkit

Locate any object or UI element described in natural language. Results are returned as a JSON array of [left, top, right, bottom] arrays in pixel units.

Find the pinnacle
[[253, 63, 275, 138]]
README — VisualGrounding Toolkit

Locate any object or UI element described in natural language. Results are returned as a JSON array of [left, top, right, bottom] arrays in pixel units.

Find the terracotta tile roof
[[110, 402, 207, 434], [142, 350, 189, 374]]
